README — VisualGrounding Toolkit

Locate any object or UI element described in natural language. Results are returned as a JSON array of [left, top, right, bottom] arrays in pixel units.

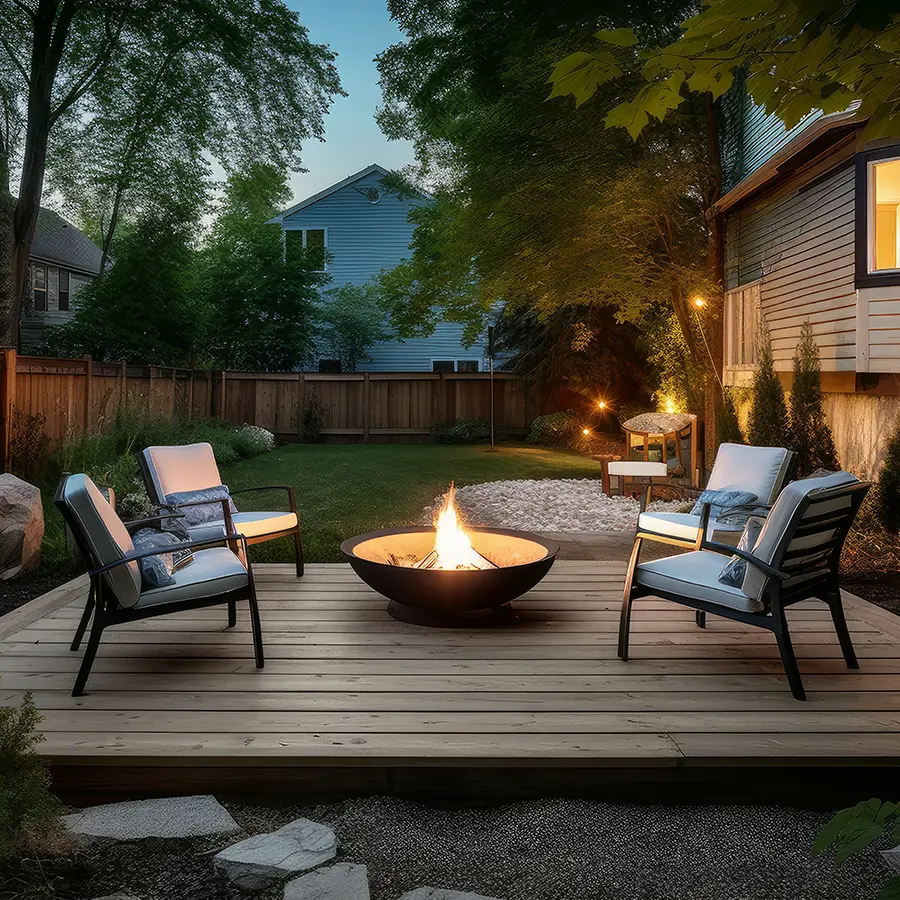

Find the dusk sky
[[284, 0, 415, 204]]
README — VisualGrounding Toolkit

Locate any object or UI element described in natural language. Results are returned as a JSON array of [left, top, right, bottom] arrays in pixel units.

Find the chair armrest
[[89, 533, 249, 576], [228, 484, 297, 512], [123, 510, 186, 531]]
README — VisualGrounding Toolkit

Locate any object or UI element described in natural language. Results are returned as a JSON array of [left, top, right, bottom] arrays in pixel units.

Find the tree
[[716, 389, 745, 446], [44, 170, 206, 365], [748, 325, 790, 449], [0, 0, 342, 347], [548, 3, 900, 140], [375, 1, 714, 406], [789, 320, 839, 476], [316, 284, 391, 372], [877, 415, 900, 533], [196, 164, 324, 372]]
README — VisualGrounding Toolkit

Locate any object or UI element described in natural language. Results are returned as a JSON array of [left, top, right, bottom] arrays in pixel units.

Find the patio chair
[[140, 442, 303, 576], [618, 471, 869, 700], [55, 473, 264, 697], [634, 443, 796, 555]]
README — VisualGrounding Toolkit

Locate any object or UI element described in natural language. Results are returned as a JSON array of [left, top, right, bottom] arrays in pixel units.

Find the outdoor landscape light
[[597, 400, 607, 409], [582, 427, 591, 436], [665, 399, 676, 414], [693, 296, 705, 308]]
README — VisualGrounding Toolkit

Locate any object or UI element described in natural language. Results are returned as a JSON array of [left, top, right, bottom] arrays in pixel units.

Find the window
[[32, 265, 46, 311], [856, 147, 900, 287], [725, 282, 760, 369], [456, 360, 479, 372], [431, 359, 480, 373], [286, 227, 327, 271], [431, 360, 455, 373], [318, 359, 341, 373], [59, 269, 70, 311]]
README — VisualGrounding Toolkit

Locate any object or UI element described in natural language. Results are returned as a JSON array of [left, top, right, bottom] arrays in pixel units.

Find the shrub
[[748, 325, 790, 448], [8, 407, 51, 482], [789, 320, 839, 476], [239, 424, 276, 454], [431, 417, 491, 444], [716, 390, 745, 446], [0, 692, 60, 857], [301, 392, 328, 443], [527, 410, 583, 448], [877, 414, 900, 533]]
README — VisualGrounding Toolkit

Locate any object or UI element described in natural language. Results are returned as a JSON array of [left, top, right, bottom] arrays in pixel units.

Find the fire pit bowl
[[341, 526, 559, 627]]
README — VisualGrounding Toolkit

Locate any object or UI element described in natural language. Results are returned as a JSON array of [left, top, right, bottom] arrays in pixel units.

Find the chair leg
[[227, 600, 237, 628], [247, 586, 265, 669], [618, 537, 642, 661], [293, 528, 304, 578], [72, 608, 106, 697], [825, 590, 859, 670], [695, 610, 707, 629], [772, 606, 806, 701], [70, 582, 96, 652]]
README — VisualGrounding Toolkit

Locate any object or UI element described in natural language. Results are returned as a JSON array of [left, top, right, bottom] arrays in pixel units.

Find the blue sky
[[285, 0, 414, 204]]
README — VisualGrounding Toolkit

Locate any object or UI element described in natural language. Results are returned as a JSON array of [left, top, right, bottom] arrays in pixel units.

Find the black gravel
[[2, 796, 889, 900]]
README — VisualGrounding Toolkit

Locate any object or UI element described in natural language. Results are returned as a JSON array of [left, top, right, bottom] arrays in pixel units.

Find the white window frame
[[724, 280, 762, 371], [431, 359, 481, 373], [867, 154, 900, 275], [285, 226, 328, 272]]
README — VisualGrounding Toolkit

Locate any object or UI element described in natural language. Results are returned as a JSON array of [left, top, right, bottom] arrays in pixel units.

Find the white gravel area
[[423, 479, 686, 533]]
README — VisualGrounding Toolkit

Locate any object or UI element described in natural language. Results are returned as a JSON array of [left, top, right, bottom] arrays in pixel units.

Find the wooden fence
[[0, 351, 564, 470]]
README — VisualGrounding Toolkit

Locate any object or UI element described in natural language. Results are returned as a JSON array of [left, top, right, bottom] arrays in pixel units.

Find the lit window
[[725, 283, 760, 368], [871, 157, 900, 272]]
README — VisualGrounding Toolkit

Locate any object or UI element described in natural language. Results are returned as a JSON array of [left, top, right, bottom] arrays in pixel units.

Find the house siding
[[724, 149, 857, 374], [20, 268, 93, 353], [283, 168, 488, 372]]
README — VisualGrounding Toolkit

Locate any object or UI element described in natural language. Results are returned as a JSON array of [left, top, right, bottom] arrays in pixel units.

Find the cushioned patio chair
[[140, 442, 303, 576], [634, 443, 796, 556], [618, 471, 869, 700], [55, 473, 264, 697]]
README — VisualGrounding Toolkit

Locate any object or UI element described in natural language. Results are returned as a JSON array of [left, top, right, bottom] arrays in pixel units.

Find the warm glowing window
[[725, 282, 760, 369], [871, 157, 900, 272]]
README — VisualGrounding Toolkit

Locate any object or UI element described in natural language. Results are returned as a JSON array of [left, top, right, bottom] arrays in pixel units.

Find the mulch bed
[[0, 566, 79, 620]]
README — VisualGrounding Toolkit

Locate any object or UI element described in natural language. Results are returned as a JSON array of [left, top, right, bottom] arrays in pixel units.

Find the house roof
[[30, 208, 103, 276], [711, 103, 863, 217], [268, 163, 392, 223]]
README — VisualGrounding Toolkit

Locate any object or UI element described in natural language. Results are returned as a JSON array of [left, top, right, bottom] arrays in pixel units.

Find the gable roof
[[269, 163, 393, 223], [30, 208, 103, 276]]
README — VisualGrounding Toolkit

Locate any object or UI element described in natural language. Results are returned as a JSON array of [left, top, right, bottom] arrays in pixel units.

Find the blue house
[[270, 163, 489, 372]]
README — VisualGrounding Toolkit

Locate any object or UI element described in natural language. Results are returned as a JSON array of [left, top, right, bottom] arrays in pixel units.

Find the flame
[[432, 483, 491, 570]]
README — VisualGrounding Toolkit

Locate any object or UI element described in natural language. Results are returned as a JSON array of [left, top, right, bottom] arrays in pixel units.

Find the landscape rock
[[397, 890, 505, 900], [283, 863, 369, 899], [0, 473, 43, 579], [883, 845, 900, 874], [213, 817, 337, 890], [63, 795, 241, 840]]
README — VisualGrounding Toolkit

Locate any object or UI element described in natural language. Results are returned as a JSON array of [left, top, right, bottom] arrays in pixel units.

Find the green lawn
[[224, 443, 600, 563]]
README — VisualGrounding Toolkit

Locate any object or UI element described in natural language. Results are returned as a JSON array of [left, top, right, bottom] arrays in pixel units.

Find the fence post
[[297, 372, 306, 438], [188, 368, 195, 420], [0, 348, 16, 473], [362, 372, 370, 443], [219, 370, 226, 420], [83, 355, 92, 432], [119, 360, 127, 411]]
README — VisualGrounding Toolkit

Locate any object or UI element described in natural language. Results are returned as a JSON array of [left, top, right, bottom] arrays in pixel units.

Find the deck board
[[2, 561, 900, 784]]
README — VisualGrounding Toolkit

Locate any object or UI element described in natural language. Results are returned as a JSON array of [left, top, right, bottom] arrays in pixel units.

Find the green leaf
[[594, 27, 637, 47], [814, 808, 853, 855], [878, 876, 900, 900], [835, 823, 884, 864]]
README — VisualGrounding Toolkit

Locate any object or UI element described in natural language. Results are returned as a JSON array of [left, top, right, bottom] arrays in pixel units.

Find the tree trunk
[[0, 192, 16, 347]]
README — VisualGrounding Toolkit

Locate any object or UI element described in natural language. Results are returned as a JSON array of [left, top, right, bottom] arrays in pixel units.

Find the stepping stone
[[213, 817, 337, 890], [397, 890, 505, 900], [284, 863, 369, 899], [63, 795, 240, 840]]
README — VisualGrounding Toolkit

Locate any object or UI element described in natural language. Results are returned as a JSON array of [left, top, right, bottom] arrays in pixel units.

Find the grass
[[223, 443, 600, 563]]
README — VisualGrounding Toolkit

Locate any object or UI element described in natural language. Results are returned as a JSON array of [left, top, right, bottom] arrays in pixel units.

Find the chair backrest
[[741, 471, 868, 603], [54, 474, 141, 608], [141, 442, 222, 506], [707, 444, 795, 506]]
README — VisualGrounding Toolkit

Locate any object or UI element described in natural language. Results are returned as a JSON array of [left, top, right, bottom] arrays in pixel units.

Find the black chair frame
[[55, 483, 264, 697], [618, 481, 870, 701]]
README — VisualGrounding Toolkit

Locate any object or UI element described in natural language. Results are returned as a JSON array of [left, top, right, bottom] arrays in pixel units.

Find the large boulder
[[0, 473, 43, 579]]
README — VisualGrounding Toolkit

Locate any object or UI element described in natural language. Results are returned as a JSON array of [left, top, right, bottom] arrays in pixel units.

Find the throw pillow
[[717, 517, 764, 588], [132, 528, 195, 589], [164, 485, 238, 528], [690, 488, 758, 521]]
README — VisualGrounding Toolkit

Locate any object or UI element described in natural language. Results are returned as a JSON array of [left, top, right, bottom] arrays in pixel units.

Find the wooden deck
[[2, 561, 900, 804]]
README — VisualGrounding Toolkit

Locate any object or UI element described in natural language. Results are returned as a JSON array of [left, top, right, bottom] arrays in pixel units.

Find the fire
[[428, 483, 494, 570]]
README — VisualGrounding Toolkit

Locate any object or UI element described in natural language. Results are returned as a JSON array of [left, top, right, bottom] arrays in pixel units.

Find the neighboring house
[[713, 88, 900, 477], [270, 163, 490, 373], [20, 208, 103, 353]]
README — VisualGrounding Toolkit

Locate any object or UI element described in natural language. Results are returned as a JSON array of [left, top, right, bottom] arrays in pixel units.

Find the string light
[[597, 400, 606, 410], [582, 427, 591, 436]]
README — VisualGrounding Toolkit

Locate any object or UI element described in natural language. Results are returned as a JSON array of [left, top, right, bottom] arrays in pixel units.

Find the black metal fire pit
[[341, 526, 558, 627]]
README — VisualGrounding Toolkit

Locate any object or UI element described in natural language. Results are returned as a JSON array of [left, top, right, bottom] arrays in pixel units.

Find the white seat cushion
[[635, 550, 763, 613], [708, 444, 792, 506], [608, 461, 668, 477], [136, 547, 248, 608], [142, 443, 222, 506], [188, 511, 299, 543], [637, 510, 729, 542]]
